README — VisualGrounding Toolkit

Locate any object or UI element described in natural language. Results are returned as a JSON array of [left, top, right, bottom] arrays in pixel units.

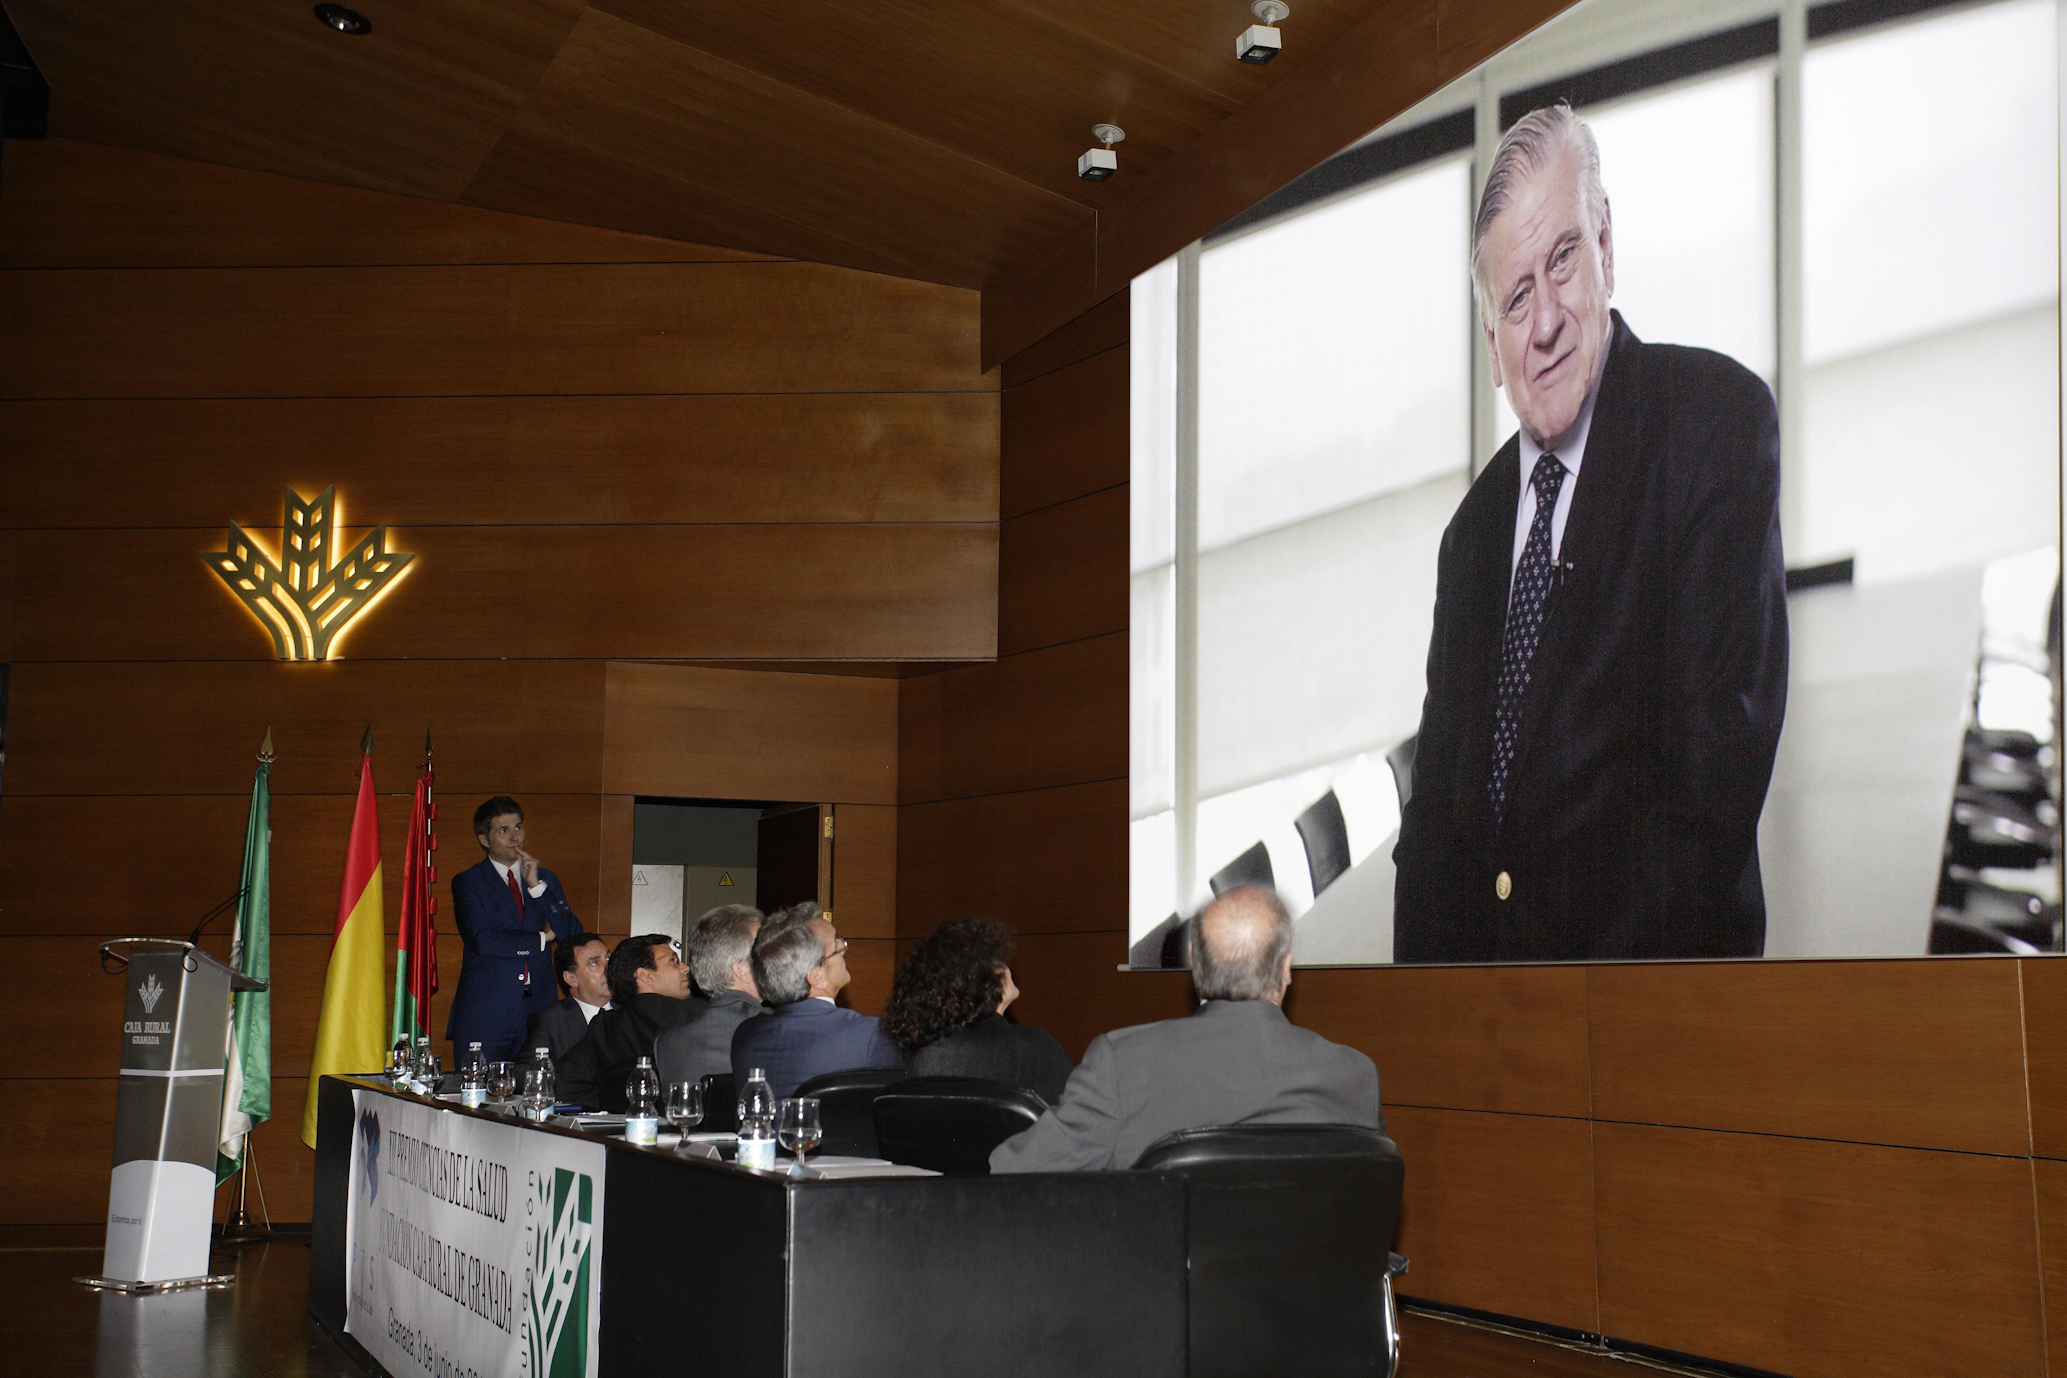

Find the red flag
[[391, 736, 438, 1046]]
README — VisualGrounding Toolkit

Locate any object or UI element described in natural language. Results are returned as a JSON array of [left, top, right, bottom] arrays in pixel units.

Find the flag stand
[[215, 1143, 273, 1244]]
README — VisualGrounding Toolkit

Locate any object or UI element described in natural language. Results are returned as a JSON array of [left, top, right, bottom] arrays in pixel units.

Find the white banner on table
[[346, 1089, 606, 1378]]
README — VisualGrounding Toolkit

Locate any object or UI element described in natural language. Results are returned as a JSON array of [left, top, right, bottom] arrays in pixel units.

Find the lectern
[[83, 939, 267, 1292]]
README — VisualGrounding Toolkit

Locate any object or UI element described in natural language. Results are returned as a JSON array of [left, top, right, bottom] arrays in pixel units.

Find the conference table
[[309, 1075, 1187, 1378]]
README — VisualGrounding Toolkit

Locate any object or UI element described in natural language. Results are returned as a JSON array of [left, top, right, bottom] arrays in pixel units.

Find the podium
[[84, 939, 267, 1292]]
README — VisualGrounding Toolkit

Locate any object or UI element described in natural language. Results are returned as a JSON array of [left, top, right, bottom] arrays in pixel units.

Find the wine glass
[[666, 1081, 704, 1142], [487, 1061, 517, 1102], [778, 1097, 822, 1178]]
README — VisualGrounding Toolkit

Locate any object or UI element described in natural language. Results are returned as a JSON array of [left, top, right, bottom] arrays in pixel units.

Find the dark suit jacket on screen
[[653, 988, 768, 1089], [446, 859, 585, 1060], [558, 992, 706, 1112], [524, 996, 605, 1064], [989, 999, 1383, 1174], [908, 1012, 1075, 1107], [1392, 313, 1788, 964], [731, 998, 903, 1102]]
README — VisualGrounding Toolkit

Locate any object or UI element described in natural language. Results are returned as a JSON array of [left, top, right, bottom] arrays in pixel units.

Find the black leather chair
[[1134, 1124, 1408, 1378], [794, 1066, 906, 1157], [871, 1076, 1046, 1175], [697, 1072, 738, 1133]]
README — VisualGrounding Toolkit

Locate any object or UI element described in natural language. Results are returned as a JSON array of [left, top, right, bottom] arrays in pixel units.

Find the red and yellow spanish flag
[[301, 732, 389, 1146]]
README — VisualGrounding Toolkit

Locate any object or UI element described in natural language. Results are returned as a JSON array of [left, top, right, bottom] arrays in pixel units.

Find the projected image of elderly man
[[1392, 104, 1788, 964], [991, 887, 1382, 1174]]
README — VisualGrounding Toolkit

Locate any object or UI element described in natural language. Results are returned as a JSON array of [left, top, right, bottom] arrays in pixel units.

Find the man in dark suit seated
[[558, 934, 705, 1112], [991, 886, 1382, 1173], [524, 933, 611, 1063], [731, 903, 901, 1101], [655, 904, 768, 1089], [1392, 103, 1787, 963], [446, 795, 586, 1063]]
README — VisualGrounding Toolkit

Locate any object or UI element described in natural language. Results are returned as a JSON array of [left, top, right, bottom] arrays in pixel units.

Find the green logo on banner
[[528, 1167, 594, 1377]]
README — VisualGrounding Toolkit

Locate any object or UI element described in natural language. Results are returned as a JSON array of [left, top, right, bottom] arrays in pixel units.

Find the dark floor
[[1, 1228, 1691, 1378]]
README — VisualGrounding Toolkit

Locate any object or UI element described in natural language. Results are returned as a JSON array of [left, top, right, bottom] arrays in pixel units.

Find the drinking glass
[[778, 1097, 822, 1177], [666, 1081, 704, 1140], [522, 1062, 555, 1121], [487, 1061, 517, 1101]]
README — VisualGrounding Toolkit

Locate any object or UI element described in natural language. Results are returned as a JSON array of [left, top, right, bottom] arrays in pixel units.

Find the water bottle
[[522, 1046, 556, 1121], [388, 1038, 413, 1090], [738, 1067, 777, 1170], [459, 1042, 488, 1108], [624, 1057, 661, 1145]]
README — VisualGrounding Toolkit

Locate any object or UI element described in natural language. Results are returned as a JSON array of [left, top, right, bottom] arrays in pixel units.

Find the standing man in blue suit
[[447, 795, 586, 1062], [732, 903, 900, 1101]]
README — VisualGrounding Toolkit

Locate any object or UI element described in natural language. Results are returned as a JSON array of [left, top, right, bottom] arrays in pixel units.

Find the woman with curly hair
[[880, 917, 1074, 1105]]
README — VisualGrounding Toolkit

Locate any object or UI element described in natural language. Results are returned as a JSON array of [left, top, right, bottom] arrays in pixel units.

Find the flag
[[302, 730, 389, 1147], [216, 731, 274, 1184], [391, 735, 438, 1048]]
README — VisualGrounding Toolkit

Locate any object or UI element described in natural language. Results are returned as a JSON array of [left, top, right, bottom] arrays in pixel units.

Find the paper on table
[[803, 1156, 941, 1179]]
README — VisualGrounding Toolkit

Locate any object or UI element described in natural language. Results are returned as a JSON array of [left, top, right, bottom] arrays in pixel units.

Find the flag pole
[[218, 728, 276, 1244]]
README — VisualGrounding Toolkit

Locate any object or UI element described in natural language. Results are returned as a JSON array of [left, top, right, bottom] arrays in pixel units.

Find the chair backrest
[[794, 1066, 907, 1157], [1133, 1124, 1405, 1378], [697, 1073, 738, 1134], [871, 1077, 1047, 1176]]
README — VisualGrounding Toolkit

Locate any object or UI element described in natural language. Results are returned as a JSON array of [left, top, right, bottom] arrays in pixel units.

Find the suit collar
[[771, 997, 841, 1018], [1193, 998, 1290, 1025]]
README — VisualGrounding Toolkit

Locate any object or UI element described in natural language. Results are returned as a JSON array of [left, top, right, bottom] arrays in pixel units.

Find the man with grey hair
[[1394, 102, 1787, 964], [653, 904, 768, 1090], [730, 903, 900, 1101], [991, 886, 1381, 1173]]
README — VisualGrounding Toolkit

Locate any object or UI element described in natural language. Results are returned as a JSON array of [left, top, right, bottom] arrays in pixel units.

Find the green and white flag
[[217, 734, 274, 1184]]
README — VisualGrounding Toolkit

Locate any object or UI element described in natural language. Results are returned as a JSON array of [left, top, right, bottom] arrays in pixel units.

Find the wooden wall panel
[[3, 661, 607, 799], [897, 633, 1126, 805], [1387, 1106, 1598, 1334], [897, 781, 1127, 940], [1589, 960, 2033, 1157], [999, 291, 1129, 391], [0, 139, 776, 270], [1, 393, 999, 529], [0, 527, 15, 658], [603, 663, 898, 805], [2033, 1157, 2067, 1378], [841, 939, 895, 1019], [999, 488, 1128, 657], [830, 804, 897, 943], [1290, 965, 1591, 1119], [1003, 931, 1195, 1061], [13, 523, 997, 663], [1595, 1123, 2048, 1378], [999, 346, 1129, 520], [2023, 957, 2067, 1161], [224, 1079, 316, 1226], [0, 1079, 122, 1224], [598, 795, 636, 937], [0, 262, 989, 400]]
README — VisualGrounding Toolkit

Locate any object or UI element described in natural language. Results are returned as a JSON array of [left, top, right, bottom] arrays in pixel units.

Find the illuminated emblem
[[138, 973, 165, 1014], [205, 486, 414, 660]]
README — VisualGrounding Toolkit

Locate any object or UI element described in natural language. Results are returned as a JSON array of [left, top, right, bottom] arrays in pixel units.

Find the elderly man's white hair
[[1470, 103, 1609, 331]]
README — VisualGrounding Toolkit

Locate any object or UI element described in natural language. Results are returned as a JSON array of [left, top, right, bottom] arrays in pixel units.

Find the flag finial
[[359, 725, 374, 755], [259, 728, 275, 762]]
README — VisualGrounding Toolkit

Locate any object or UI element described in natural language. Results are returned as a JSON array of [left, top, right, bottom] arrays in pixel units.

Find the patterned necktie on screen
[[1488, 453, 1568, 827]]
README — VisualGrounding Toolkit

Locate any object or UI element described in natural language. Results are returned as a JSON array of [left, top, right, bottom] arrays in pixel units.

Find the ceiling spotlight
[[314, 4, 372, 34], [1237, 1, 1289, 64], [1079, 124, 1125, 182]]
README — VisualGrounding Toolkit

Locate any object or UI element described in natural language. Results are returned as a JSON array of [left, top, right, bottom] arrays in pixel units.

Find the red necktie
[[510, 869, 532, 989]]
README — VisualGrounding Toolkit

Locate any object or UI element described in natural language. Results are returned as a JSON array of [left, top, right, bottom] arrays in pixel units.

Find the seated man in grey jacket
[[654, 904, 768, 1090], [991, 885, 1383, 1173]]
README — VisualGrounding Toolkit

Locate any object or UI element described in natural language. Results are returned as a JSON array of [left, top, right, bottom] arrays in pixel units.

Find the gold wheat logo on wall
[[205, 486, 415, 661]]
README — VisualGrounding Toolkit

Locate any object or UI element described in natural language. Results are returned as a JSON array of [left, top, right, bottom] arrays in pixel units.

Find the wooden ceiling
[[7, 0, 1393, 291]]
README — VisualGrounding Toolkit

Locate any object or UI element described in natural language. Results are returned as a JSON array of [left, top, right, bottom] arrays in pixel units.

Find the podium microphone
[[187, 886, 250, 948]]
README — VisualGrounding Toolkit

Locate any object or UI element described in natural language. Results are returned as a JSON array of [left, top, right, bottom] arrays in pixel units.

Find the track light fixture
[[1079, 124, 1125, 182], [1238, 1, 1289, 63], [314, 4, 372, 35]]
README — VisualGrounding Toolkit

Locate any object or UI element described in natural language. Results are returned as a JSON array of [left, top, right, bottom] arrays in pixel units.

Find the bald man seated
[[991, 885, 1384, 1174]]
